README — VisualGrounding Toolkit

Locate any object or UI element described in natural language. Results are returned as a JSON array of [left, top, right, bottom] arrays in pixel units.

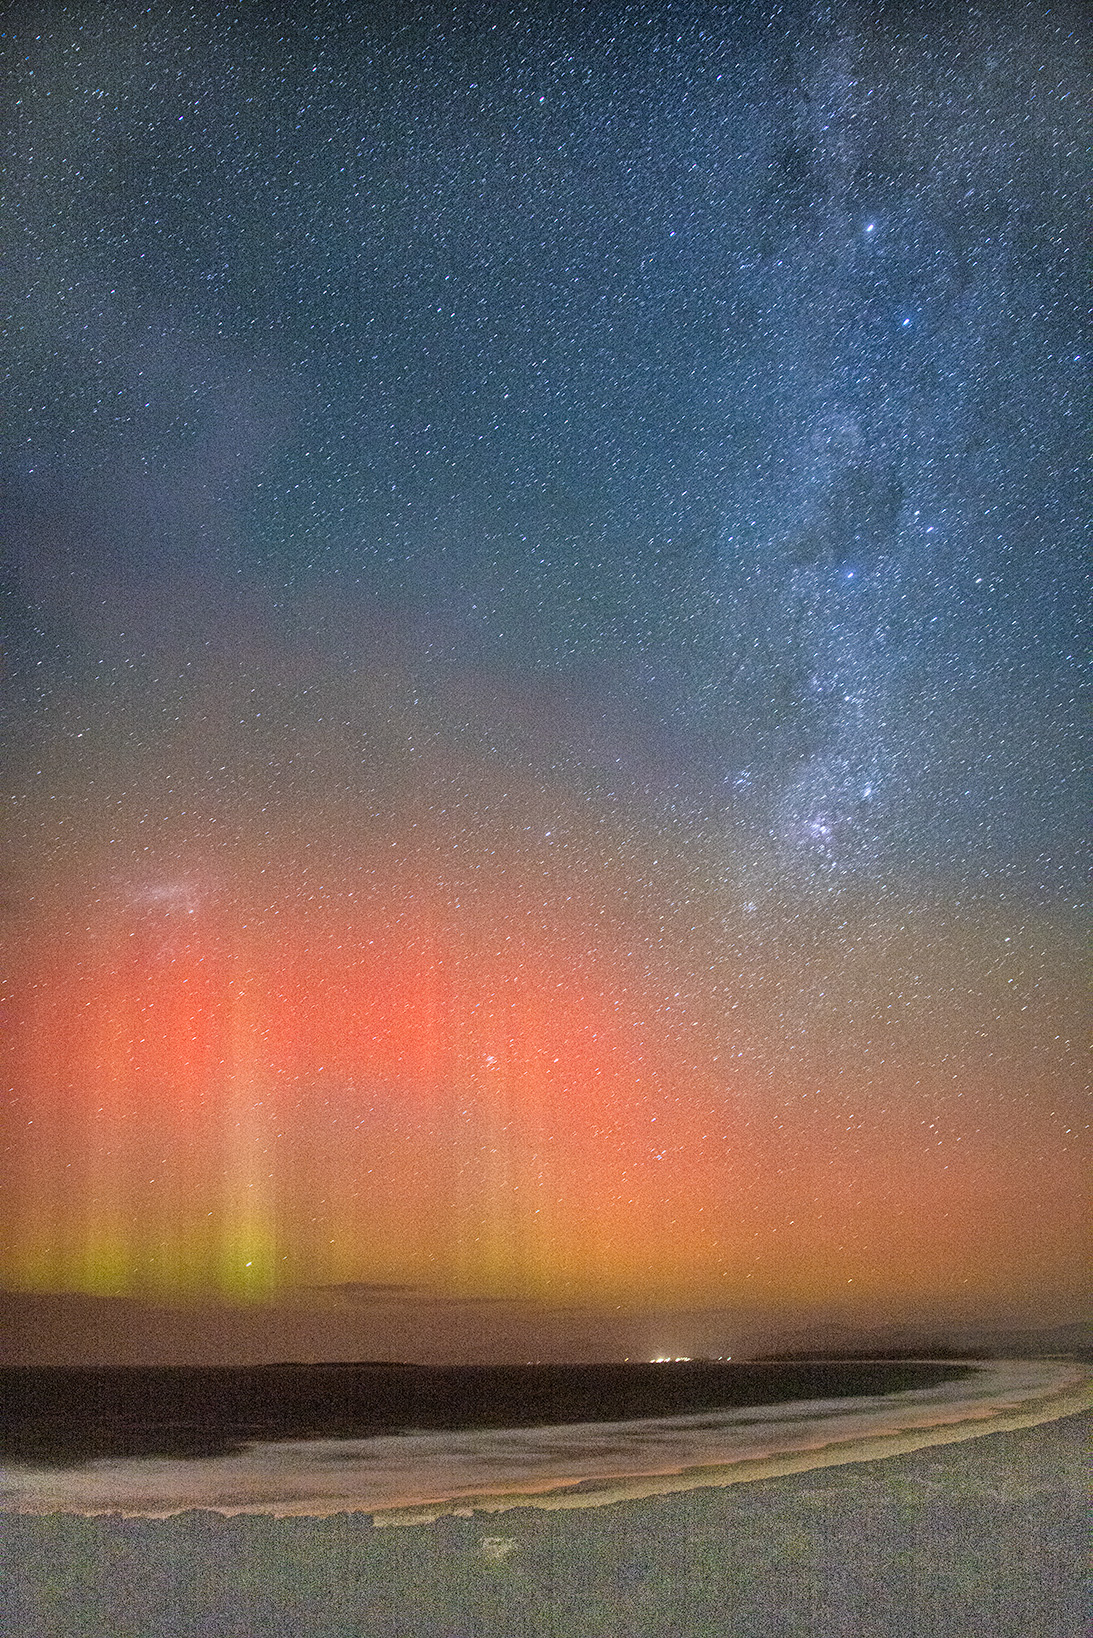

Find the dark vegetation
[[0, 1359, 973, 1467]]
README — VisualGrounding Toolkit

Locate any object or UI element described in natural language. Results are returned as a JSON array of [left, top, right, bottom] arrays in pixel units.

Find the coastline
[[373, 1365, 1093, 1527], [3, 1358, 1088, 1523]]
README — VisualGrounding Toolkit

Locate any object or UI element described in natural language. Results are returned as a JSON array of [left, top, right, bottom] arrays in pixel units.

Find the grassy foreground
[[0, 1405, 1088, 1637]]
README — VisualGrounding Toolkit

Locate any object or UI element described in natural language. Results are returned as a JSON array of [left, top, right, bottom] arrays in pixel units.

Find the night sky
[[1, 1, 1088, 1365]]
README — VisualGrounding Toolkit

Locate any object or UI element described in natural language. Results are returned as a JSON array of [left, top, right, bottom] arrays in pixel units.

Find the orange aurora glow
[[4, 821, 1086, 1326]]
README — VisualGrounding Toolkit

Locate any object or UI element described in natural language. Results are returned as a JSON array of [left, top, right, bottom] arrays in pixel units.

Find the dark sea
[[0, 1358, 971, 1465]]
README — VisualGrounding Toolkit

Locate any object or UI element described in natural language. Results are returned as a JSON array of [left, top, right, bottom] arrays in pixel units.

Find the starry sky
[[1, 0, 1089, 1365]]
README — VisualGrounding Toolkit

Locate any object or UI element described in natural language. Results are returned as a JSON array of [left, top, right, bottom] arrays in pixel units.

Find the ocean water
[[1, 1357, 1086, 1521]]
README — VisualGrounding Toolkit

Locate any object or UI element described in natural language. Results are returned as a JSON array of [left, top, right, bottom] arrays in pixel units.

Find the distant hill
[[749, 1347, 988, 1362], [749, 1319, 1093, 1363], [957, 1320, 1093, 1361]]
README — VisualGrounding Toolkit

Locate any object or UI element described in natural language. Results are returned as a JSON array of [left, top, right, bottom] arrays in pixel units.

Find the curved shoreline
[[373, 1368, 1093, 1527], [2, 1359, 1089, 1523]]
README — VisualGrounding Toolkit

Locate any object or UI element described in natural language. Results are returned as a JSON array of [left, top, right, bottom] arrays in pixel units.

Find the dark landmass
[[749, 1348, 992, 1362], [265, 1360, 415, 1369], [0, 1359, 973, 1467], [769, 1320, 1093, 1363], [965, 1322, 1093, 1363]]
